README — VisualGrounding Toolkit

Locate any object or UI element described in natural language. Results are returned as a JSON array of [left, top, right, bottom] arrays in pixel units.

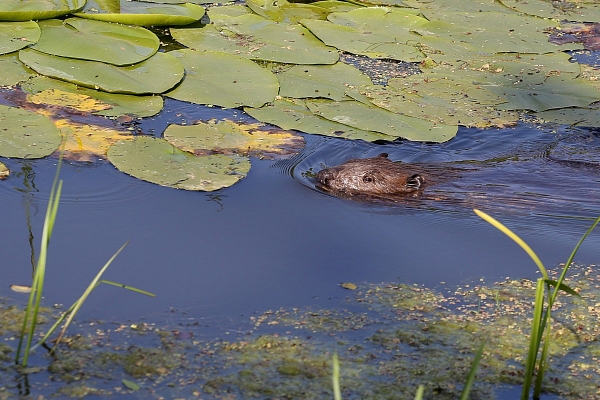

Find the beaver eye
[[363, 175, 374, 183], [407, 174, 424, 189]]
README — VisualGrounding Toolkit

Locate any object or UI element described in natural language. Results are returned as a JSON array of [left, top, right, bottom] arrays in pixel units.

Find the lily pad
[[310, 1, 363, 13], [361, 83, 518, 128], [0, 161, 8, 179], [47, 114, 135, 162], [165, 49, 279, 108], [305, 99, 458, 142], [413, 11, 578, 55], [107, 136, 251, 191], [164, 120, 305, 159], [245, 98, 396, 142], [74, 0, 205, 26], [0, 104, 61, 159], [0, 21, 40, 55], [300, 8, 428, 61], [0, 52, 36, 87], [32, 18, 159, 66], [170, 13, 339, 64], [0, 0, 85, 22], [21, 76, 164, 118], [245, 0, 329, 23], [534, 106, 600, 128], [499, 0, 600, 23], [19, 49, 184, 94], [277, 63, 372, 101]]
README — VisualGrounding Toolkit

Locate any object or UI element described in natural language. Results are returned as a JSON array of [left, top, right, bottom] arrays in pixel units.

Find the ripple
[[0, 158, 157, 210], [280, 125, 600, 222]]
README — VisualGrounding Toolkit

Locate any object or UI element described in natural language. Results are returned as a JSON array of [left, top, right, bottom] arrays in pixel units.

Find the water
[[1, 113, 599, 332]]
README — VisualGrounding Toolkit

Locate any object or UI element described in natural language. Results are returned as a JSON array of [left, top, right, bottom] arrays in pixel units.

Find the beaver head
[[316, 153, 425, 197]]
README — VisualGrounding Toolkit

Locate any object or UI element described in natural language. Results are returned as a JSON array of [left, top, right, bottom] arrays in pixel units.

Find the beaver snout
[[316, 169, 338, 187]]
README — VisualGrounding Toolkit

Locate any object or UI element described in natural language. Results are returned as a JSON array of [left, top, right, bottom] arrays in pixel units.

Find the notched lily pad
[[107, 136, 251, 191], [305, 99, 457, 142], [0, 21, 40, 55], [74, 0, 205, 26], [32, 18, 159, 66], [0, 104, 61, 159], [245, 98, 395, 142], [0, 0, 86, 22], [166, 49, 279, 108], [277, 63, 372, 101], [21, 76, 164, 118], [19, 49, 184, 94], [164, 120, 305, 159], [170, 13, 339, 65], [0, 52, 36, 87]]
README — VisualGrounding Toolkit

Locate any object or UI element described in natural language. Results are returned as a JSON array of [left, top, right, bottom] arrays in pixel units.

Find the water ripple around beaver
[[285, 124, 600, 222]]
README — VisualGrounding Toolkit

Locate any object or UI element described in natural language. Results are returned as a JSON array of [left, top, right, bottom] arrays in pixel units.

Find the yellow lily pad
[[164, 120, 305, 160]]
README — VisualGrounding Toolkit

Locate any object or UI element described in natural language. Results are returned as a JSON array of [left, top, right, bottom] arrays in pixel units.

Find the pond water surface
[[1, 98, 599, 336]]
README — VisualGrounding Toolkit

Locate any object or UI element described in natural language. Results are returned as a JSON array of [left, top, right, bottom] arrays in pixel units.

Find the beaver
[[315, 153, 428, 199]]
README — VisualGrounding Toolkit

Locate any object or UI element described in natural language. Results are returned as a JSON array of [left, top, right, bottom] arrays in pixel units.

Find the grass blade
[[332, 352, 341, 400], [521, 278, 545, 400], [99, 280, 156, 297], [460, 338, 487, 400], [474, 209, 548, 279], [51, 241, 130, 351], [414, 385, 425, 400]]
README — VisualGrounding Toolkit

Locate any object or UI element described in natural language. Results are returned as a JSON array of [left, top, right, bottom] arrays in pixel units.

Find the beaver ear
[[377, 153, 389, 159], [407, 174, 424, 189]]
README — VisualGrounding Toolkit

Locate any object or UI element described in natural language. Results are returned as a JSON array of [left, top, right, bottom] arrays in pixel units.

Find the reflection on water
[[1, 113, 599, 340]]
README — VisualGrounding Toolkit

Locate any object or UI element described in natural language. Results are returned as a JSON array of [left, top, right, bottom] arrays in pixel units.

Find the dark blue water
[[1, 103, 599, 336]]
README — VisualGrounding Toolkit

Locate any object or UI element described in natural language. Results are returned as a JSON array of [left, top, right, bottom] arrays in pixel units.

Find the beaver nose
[[317, 170, 335, 186]]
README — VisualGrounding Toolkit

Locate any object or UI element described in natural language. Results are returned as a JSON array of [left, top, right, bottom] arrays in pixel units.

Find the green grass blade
[[521, 278, 546, 400], [474, 209, 548, 279], [533, 309, 552, 398], [414, 385, 425, 400], [17, 178, 62, 366], [332, 352, 342, 400], [99, 280, 156, 297], [460, 338, 487, 400], [52, 241, 130, 351], [544, 279, 579, 297]]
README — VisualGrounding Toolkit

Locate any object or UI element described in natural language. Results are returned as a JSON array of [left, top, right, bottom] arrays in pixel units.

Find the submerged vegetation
[[0, 0, 599, 189], [1, 262, 600, 398]]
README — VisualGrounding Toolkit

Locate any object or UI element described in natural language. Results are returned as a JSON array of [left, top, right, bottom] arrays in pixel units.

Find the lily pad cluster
[[1, 0, 600, 191]]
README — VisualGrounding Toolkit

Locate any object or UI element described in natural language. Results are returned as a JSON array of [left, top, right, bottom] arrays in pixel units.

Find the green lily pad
[[310, 1, 363, 13], [414, 11, 578, 55], [361, 83, 518, 128], [300, 8, 428, 61], [246, 0, 329, 23], [0, 21, 40, 55], [277, 63, 372, 101], [490, 75, 600, 112], [305, 99, 457, 142], [0, 0, 85, 22], [107, 136, 251, 191], [21, 76, 164, 118], [164, 120, 305, 159], [245, 98, 396, 142], [534, 106, 600, 128], [165, 49, 279, 108], [499, 0, 600, 23], [401, 0, 513, 13], [32, 18, 159, 66], [170, 13, 339, 64], [74, 0, 205, 26], [19, 49, 184, 94], [0, 52, 36, 87], [0, 104, 61, 159]]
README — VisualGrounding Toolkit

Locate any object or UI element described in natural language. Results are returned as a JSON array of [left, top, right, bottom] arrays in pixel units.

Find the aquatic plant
[[474, 209, 600, 400], [15, 156, 154, 366]]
